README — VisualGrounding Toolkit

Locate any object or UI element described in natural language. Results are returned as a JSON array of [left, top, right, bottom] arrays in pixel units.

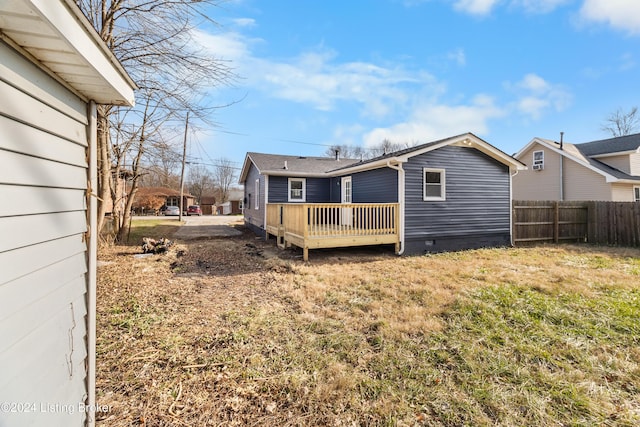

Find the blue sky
[[189, 0, 640, 170]]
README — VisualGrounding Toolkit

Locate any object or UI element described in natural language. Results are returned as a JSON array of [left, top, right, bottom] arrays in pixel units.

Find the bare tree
[[602, 107, 640, 137], [76, 0, 235, 242], [213, 158, 237, 204], [324, 144, 367, 160], [325, 139, 412, 160], [187, 164, 215, 204], [368, 139, 410, 158]]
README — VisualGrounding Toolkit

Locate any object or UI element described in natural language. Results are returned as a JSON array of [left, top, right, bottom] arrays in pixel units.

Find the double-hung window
[[288, 178, 306, 202], [533, 150, 544, 170], [423, 168, 445, 201]]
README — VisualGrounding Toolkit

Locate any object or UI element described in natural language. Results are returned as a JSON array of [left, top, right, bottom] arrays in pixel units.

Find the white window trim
[[423, 168, 446, 201], [288, 177, 306, 202], [634, 186, 640, 202], [254, 179, 260, 210], [533, 150, 544, 170]]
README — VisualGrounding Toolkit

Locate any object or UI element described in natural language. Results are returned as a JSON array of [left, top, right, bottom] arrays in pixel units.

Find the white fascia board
[[394, 133, 526, 170], [450, 135, 527, 170], [591, 150, 638, 158], [238, 154, 256, 184], [513, 138, 546, 159], [328, 158, 405, 175], [28, 0, 136, 105]]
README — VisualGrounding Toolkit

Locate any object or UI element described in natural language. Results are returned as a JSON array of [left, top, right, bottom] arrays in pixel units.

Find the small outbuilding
[[0, 1, 135, 426]]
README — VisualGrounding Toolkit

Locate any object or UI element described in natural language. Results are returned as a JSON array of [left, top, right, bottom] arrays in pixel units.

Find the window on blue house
[[423, 168, 445, 201], [288, 178, 306, 202]]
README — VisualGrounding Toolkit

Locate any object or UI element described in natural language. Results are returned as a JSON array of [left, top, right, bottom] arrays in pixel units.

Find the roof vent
[[284, 160, 288, 170]]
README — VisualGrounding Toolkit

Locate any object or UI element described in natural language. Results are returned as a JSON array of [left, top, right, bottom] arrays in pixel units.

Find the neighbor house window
[[423, 168, 445, 201], [288, 178, 306, 202], [533, 150, 544, 170], [634, 186, 640, 202], [254, 179, 260, 209]]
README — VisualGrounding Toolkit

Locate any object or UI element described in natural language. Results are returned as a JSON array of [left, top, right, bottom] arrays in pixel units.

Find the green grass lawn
[[96, 235, 640, 426], [122, 218, 182, 245]]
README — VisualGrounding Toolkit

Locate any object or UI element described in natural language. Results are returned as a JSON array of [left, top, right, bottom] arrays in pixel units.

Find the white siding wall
[[611, 183, 636, 202], [630, 153, 640, 176], [0, 41, 89, 426], [563, 159, 612, 201], [598, 154, 631, 175], [513, 144, 562, 200]]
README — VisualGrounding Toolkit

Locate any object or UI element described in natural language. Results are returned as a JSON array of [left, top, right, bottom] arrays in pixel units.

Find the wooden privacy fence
[[513, 201, 640, 247]]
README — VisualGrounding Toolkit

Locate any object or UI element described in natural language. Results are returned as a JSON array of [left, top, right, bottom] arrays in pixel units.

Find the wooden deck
[[266, 203, 400, 260]]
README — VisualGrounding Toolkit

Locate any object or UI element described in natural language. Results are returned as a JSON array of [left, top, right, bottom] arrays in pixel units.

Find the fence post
[[553, 201, 559, 243]]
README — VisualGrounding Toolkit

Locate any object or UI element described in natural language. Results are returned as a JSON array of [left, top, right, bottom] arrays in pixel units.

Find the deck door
[[341, 176, 352, 226]]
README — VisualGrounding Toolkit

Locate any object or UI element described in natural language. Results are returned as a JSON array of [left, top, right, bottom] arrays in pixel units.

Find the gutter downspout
[[86, 101, 98, 427], [386, 160, 405, 255]]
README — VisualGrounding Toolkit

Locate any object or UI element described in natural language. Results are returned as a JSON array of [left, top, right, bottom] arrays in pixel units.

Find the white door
[[341, 176, 352, 226]]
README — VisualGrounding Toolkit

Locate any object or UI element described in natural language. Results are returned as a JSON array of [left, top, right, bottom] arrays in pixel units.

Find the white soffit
[[0, 0, 135, 106]]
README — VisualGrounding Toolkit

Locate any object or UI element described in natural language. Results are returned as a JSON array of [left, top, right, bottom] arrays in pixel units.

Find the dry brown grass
[[96, 226, 640, 426]]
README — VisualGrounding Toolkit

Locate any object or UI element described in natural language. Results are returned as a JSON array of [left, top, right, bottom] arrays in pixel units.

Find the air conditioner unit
[[532, 164, 544, 171]]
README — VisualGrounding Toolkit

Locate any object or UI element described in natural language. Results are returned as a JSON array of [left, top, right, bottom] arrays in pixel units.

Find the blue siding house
[[239, 133, 526, 259]]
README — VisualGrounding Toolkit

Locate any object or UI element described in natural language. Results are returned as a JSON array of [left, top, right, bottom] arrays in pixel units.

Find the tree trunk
[[96, 107, 113, 242]]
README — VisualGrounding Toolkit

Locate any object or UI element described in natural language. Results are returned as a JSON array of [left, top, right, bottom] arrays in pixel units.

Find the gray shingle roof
[[576, 132, 640, 156], [246, 152, 361, 175]]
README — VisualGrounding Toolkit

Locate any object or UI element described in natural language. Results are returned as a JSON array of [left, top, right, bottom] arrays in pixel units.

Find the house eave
[[591, 150, 639, 158], [0, 0, 136, 106]]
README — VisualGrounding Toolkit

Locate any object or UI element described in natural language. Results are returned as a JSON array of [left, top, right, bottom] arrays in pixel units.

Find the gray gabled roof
[[575, 133, 640, 157], [239, 152, 361, 182], [239, 133, 525, 183]]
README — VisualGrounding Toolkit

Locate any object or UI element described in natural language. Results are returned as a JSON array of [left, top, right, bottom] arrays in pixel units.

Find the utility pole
[[179, 111, 189, 221]]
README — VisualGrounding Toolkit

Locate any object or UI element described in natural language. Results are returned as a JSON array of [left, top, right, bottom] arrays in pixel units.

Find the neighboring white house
[[0, 1, 135, 426], [513, 134, 640, 201]]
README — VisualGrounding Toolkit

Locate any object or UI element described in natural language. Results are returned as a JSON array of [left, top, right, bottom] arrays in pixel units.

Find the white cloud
[[453, 0, 501, 15], [362, 95, 505, 147], [514, 0, 571, 14], [451, 0, 570, 16], [256, 48, 435, 117], [579, 0, 640, 34], [191, 29, 254, 61], [507, 73, 572, 119], [232, 18, 256, 27]]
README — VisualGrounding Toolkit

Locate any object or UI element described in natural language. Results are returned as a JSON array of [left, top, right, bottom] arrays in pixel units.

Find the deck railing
[[266, 203, 399, 259]]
